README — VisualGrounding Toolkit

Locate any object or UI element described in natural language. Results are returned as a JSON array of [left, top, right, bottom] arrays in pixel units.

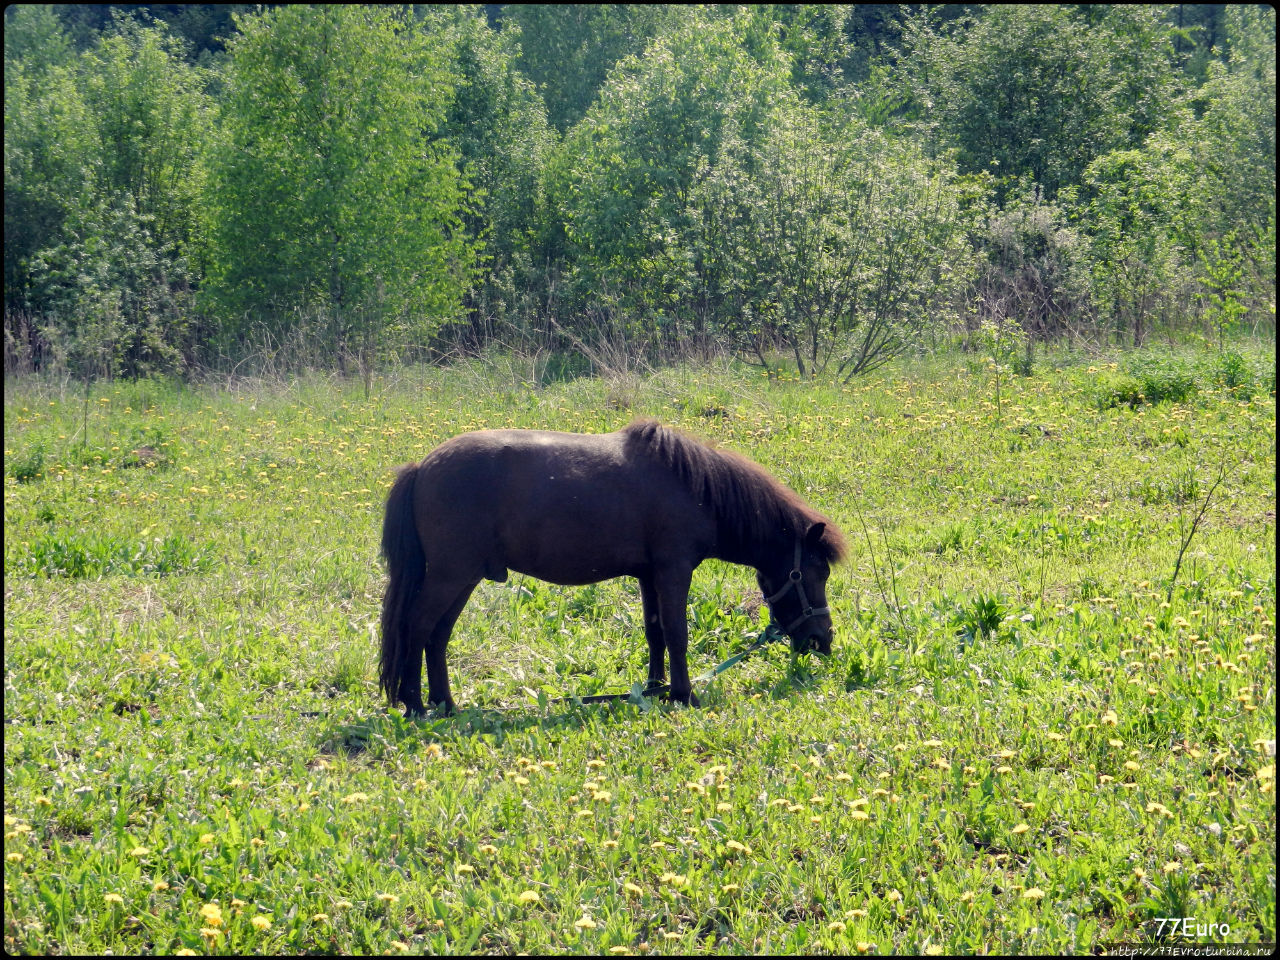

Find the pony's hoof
[[668, 690, 701, 708]]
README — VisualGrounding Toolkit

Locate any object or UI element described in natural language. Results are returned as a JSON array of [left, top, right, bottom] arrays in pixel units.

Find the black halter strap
[[763, 538, 829, 634]]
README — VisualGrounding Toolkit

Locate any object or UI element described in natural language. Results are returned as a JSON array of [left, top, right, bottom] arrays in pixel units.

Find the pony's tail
[[379, 462, 425, 704]]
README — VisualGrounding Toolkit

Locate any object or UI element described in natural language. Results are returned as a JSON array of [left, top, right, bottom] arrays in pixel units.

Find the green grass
[[4, 347, 1275, 954]]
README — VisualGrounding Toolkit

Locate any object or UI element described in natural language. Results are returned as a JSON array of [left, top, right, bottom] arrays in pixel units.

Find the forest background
[[3, 4, 1276, 387]]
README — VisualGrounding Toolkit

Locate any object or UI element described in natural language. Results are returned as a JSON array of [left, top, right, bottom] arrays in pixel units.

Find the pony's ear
[[804, 522, 826, 548]]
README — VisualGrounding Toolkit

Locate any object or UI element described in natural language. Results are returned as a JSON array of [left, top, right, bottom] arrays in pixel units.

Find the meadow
[[3, 346, 1276, 955]]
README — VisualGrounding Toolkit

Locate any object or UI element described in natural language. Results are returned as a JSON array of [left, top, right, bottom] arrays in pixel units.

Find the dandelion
[[153, 880, 170, 892], [457, 864, 475, 874], [1022, 887, 1046, 900], [175, 950, 197, 956], [6, 853, 24, 863], [851, 810, 870, 821], [1012, 823, 1031, 835], [199, 903, 223, 923], [1102, 710, 1118, 726], [200, 928, 221, 941], [1163, 861, 1181, 874], [609, 947, 630, 954], [1124, 760, 1141, 772], [725, 840, 752, 855], [575, 916, 597, 930], [104, 892, 124, 905], [311, 913, 329, 922], [199, 832, 216, 844], [623, 882, 644, 895], [828, 921, 847, 933], [518, 890, 540, 904], [390, 941, 410, 953], [478, 843, 498, 855], [251, 916, 272, 931]]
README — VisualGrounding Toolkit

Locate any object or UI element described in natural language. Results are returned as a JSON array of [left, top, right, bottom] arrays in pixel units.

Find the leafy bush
[[17, 531, 211, 579], [8, 445, 45, 483]]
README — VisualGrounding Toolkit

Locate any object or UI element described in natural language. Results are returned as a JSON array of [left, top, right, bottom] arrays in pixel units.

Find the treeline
[[4, 4, 1275, 382]]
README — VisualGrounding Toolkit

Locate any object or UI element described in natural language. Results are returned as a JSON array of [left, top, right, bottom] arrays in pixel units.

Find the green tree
[[900, 5, 1180, 200], [203, 5, 477, 381], [696, 103, 979, 377], [431, 6, 556, 343], [7, 14, 212, 377], [550, 12, 794, 348], [500, 4, 680, 133]]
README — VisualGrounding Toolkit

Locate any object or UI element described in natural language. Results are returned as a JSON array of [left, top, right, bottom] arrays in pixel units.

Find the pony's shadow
[[323, 693, 682, 756], [326, 665, 838, 756]]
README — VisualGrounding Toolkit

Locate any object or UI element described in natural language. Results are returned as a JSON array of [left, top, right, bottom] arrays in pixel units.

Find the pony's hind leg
[[638, 576, 666, 689], [398, 580, 476, 717], [421, 581, 478, 716]]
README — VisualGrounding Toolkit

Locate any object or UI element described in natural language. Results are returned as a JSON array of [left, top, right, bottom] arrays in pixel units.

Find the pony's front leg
[[653, 565, 700, 707]]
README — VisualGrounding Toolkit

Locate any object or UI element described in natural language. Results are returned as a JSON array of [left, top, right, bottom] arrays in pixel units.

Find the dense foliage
[[3, 4, 1275, 379]]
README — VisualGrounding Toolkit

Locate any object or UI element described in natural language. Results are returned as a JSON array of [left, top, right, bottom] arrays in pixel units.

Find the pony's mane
[[622, 419, 847, 563]]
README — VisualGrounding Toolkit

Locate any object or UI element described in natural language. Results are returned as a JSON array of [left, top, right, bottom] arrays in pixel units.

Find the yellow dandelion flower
[[1102, 710, 1118, 726], [129, 846, 150, 857], [851, 810, 870, 821], [312, 913, 329, 922], [609, 947, 630, 955], [200, 927, 221, 941], [996, 766, 1014, 775], [199, 903, 222, 921], [153, 881, 170, 892], [1022, 887, 1046, 900], [518, 890, 540, 904], [6, 852, 24, 863], [1047, 732, 1065, 741], [1163, 861, 1181, 874], [934, 757, 951, 770], [725, 839, 752, 854], [376, 893, 399, 904], [251, 915, 272, 931], [828, 921, 847, 933], [478, 843, 498, 854], [716, 802, 732, 812], [199, 833, 216, 844], [574, 916, 597, 930], [390, 940, 410, 953], [856, 940, 874, 953], [1124, 760, 1141, 772], [1012, 823, 1031, 835], [624, 882, 644, 895], [104, 892, 124, 905], [457, 864, 475, 874]]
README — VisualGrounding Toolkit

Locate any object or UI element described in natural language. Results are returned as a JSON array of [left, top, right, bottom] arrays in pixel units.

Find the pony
[[379, 419, 846, 715]]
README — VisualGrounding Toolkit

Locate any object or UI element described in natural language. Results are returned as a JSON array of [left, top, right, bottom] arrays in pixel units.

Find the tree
[[203, 5, 477, 381], [550, 12, 795, 349], [7, 13, 212, 377], [899, 5, 1180, 201], [500, 4, 680, 133], [430, 6, 556, 344], [696, 104, 979, 377]]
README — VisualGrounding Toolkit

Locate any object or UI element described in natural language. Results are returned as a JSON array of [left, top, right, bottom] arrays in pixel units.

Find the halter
[[763, 538, 830, 635]]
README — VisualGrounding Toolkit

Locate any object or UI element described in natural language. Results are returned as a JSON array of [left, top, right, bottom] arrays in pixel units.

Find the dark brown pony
[[379, 419, 846, 715]]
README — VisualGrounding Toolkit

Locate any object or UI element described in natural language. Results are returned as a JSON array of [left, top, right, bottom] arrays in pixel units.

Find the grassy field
[[3, 347, 1276, 955]]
